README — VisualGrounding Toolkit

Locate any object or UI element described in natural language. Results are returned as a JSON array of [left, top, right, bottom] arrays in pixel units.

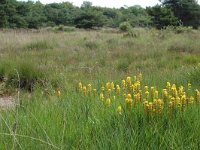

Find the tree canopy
[[0, 0, 199, 29]]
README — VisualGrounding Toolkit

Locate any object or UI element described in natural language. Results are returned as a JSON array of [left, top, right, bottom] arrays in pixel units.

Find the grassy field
[[0, 28, 200, 149]]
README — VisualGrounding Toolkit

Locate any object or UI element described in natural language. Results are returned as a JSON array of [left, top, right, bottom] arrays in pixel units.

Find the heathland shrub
[[119, 22, 132, 32]]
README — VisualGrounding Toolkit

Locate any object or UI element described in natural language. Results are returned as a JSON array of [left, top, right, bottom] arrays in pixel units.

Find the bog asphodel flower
[[111, 82, 115, 91], [138, 73, 142, 81], [125, 97, 132, 110], [162, 89, 168, 100], [57, 90, 61, 97], [106, 82, 111, 90], [145, 91, 149, 99], [154, 90, 158, 99], [117, 105, 122, 114], [116, 85, 120, 96], [88, 84, 91, 96], [166, 82, 171, 91], [126, 76, 131, 86], [122, 80, 126, 89], [100, 93, 104, 102], [101, 86, 105, 93], [144, 86, 148, 92], [79, 82, 82, 92], [83, 86, 87, 96], [195, 89, 200, 102], [106, 98, 111, 107]]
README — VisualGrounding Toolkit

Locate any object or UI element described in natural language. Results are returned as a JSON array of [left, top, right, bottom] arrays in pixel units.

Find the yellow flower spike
[[169, 101, 174, 110], [57, 90, 61, 97], [138, 73, 142, 81], [117, 105, 122, 114], [106, 82, 111, 90], [83, 86, 87, 96], [113, 96, 116, 101], [108, 89, 112, 97], [154, 91, 158, 99], [127, 94, 132, 99], [123, 93, 127, 99], [116, 85, 120, 96], [93, 89, 97, 97], [176, 96, 180, 104], [151, 87, 155, 99], [125, 98, 132, 110], [157, 99, 164, 114], [145, 91, 149, 99], [144, 86, 148, 92], [178, 86, 184, 96], [189, 96, 194, 104], [148, 102, 153, 114], [166, 82, 171, 91], [88, 84, 91, 91], [100, 93, 104, 102], [126, 76, 131, 85], [101, 86, 105, 93], [188, 83, 192, 90], [122, 80, 126, 89], [162, 89, 168, 100], [111, 82, 115, 91], [195, 89, 200, 102], [79, 82, 82, 92], [106, 98, 111, 107]]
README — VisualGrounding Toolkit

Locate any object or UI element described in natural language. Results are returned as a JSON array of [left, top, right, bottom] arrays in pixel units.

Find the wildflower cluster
[[78, 73, 200, 118]]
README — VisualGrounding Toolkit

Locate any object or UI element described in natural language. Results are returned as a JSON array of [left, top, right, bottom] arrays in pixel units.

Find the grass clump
[[0, 60, 47, 91], [25, 41, 53, 50]]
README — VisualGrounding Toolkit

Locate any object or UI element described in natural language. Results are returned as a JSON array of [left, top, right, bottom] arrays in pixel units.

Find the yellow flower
[[154, 90, 158, 99], [117, 105, 122, 114], [106, 82, 111, 90], [162, 89, 168, 100], [79, 82, 82, 92], [125, 98, 132, 110], [116, 85, 120, 96], [100, 93, 104, 102], [57, 90, 61, 97], [144, 86, 148, 92], [106, 98, 111, 107], [113, 96, 116, 101], [166, 82, 171, 91], [111, 82, 115, 90], [83, 86, 87, 95], [122, 80, 126, 89], [101, 86, 105, 92], [138, 73, 142, 81], [126, 76, 131, 85]]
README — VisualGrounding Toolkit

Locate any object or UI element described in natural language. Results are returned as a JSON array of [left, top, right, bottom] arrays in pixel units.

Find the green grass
[[0, 28, 199, 149]]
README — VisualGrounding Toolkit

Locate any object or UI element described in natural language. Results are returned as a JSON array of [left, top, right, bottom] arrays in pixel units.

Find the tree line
[[0, 0, 200, 29]]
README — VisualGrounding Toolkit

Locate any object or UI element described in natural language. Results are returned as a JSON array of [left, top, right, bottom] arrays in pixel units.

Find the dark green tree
[[160, 0, 200, 28], [147, 5, 179, 29]]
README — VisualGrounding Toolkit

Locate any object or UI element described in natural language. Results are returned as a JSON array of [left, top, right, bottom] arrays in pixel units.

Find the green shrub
[[119, 22, 132, 32]]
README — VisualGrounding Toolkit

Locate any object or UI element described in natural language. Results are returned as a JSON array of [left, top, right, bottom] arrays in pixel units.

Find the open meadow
[[0, 28, 200, 149]]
